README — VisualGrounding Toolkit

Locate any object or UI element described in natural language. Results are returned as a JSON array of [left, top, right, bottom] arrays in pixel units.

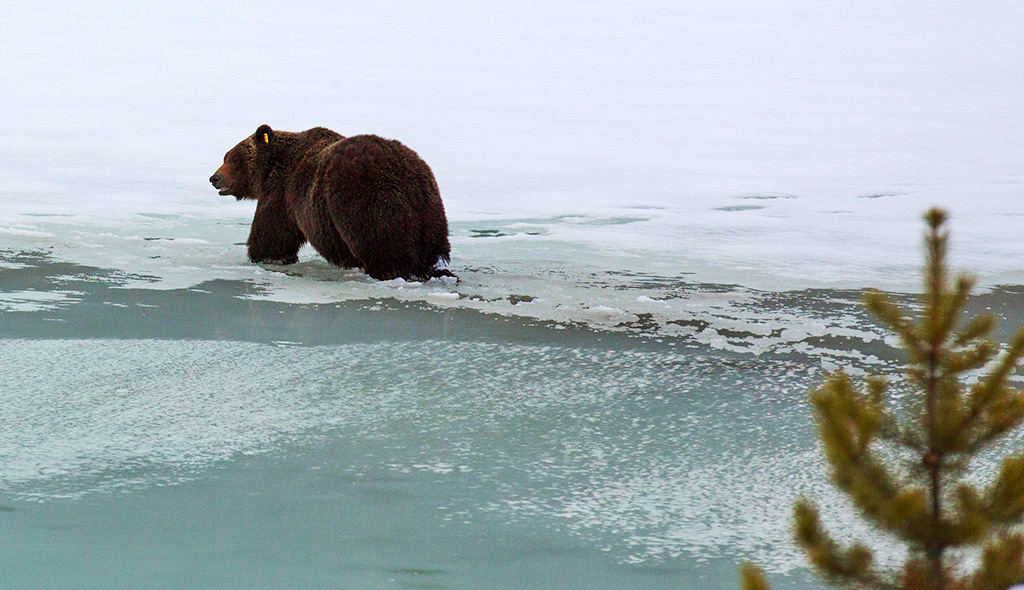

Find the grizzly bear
[[210, 125, 453, 281]]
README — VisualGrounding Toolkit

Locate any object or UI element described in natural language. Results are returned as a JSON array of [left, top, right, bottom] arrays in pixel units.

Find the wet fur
[[213, 125, 452, 281]]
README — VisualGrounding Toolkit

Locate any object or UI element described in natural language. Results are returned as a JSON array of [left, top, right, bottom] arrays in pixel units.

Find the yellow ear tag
[[263, 133, 269, 144]]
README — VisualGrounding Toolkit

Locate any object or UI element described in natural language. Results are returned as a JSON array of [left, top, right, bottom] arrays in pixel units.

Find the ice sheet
[[1, 1, 1022, 317]]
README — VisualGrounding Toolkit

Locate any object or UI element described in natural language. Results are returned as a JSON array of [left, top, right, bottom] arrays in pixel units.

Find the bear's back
[[317, 135, 440, 208], [309, 134, 449, 278]]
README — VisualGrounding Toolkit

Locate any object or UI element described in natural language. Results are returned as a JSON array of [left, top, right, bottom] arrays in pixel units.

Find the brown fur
[[211, 125, 452, 281]]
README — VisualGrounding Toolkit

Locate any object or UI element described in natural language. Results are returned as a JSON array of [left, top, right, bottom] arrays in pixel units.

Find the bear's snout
[[210, 171, 234, 196]]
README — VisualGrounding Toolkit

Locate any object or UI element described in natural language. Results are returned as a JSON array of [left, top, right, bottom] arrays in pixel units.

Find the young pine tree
[[743, 209, 1024, 590]]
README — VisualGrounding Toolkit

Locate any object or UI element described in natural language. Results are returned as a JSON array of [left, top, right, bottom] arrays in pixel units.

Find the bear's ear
[[254, 124, 274, 148]]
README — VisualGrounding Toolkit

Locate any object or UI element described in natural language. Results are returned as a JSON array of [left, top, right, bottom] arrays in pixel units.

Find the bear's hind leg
[[343, 232, 416, 281], [308, 232, 360, 269]]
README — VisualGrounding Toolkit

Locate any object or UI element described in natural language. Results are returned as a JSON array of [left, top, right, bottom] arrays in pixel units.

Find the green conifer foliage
[[742, 209, 1024, 590]]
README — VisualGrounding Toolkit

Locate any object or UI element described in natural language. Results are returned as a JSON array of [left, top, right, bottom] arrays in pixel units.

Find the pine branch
[[962, 329, 1024, 451], [970, 534, 1024, 590], [811, 373, 946, 541], [864, 290, 923, 362], [739, 563, 771, 590], [945, 342, 998, 376], [793, 500, 899, 589], [933, 276, 973, 347], [952, 314, 995, 348], [983, 457, 1024, 524]]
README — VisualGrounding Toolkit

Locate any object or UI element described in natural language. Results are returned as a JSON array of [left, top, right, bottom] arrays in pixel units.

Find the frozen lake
[[2, 1, 1024, 588]]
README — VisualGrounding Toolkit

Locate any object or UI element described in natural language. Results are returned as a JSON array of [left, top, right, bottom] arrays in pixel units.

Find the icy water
[[1, 254, 834, 590], [4, 252, 1024, 589]]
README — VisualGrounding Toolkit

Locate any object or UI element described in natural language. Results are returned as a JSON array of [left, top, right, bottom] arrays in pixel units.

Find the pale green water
[[4, 254, 1023, 589]]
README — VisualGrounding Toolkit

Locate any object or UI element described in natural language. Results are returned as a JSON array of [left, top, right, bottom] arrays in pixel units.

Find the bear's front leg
[[247, 198, 306, 265]]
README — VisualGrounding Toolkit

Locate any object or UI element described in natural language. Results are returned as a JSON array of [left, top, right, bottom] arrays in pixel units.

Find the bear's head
[[210, 124, 275, 200]]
